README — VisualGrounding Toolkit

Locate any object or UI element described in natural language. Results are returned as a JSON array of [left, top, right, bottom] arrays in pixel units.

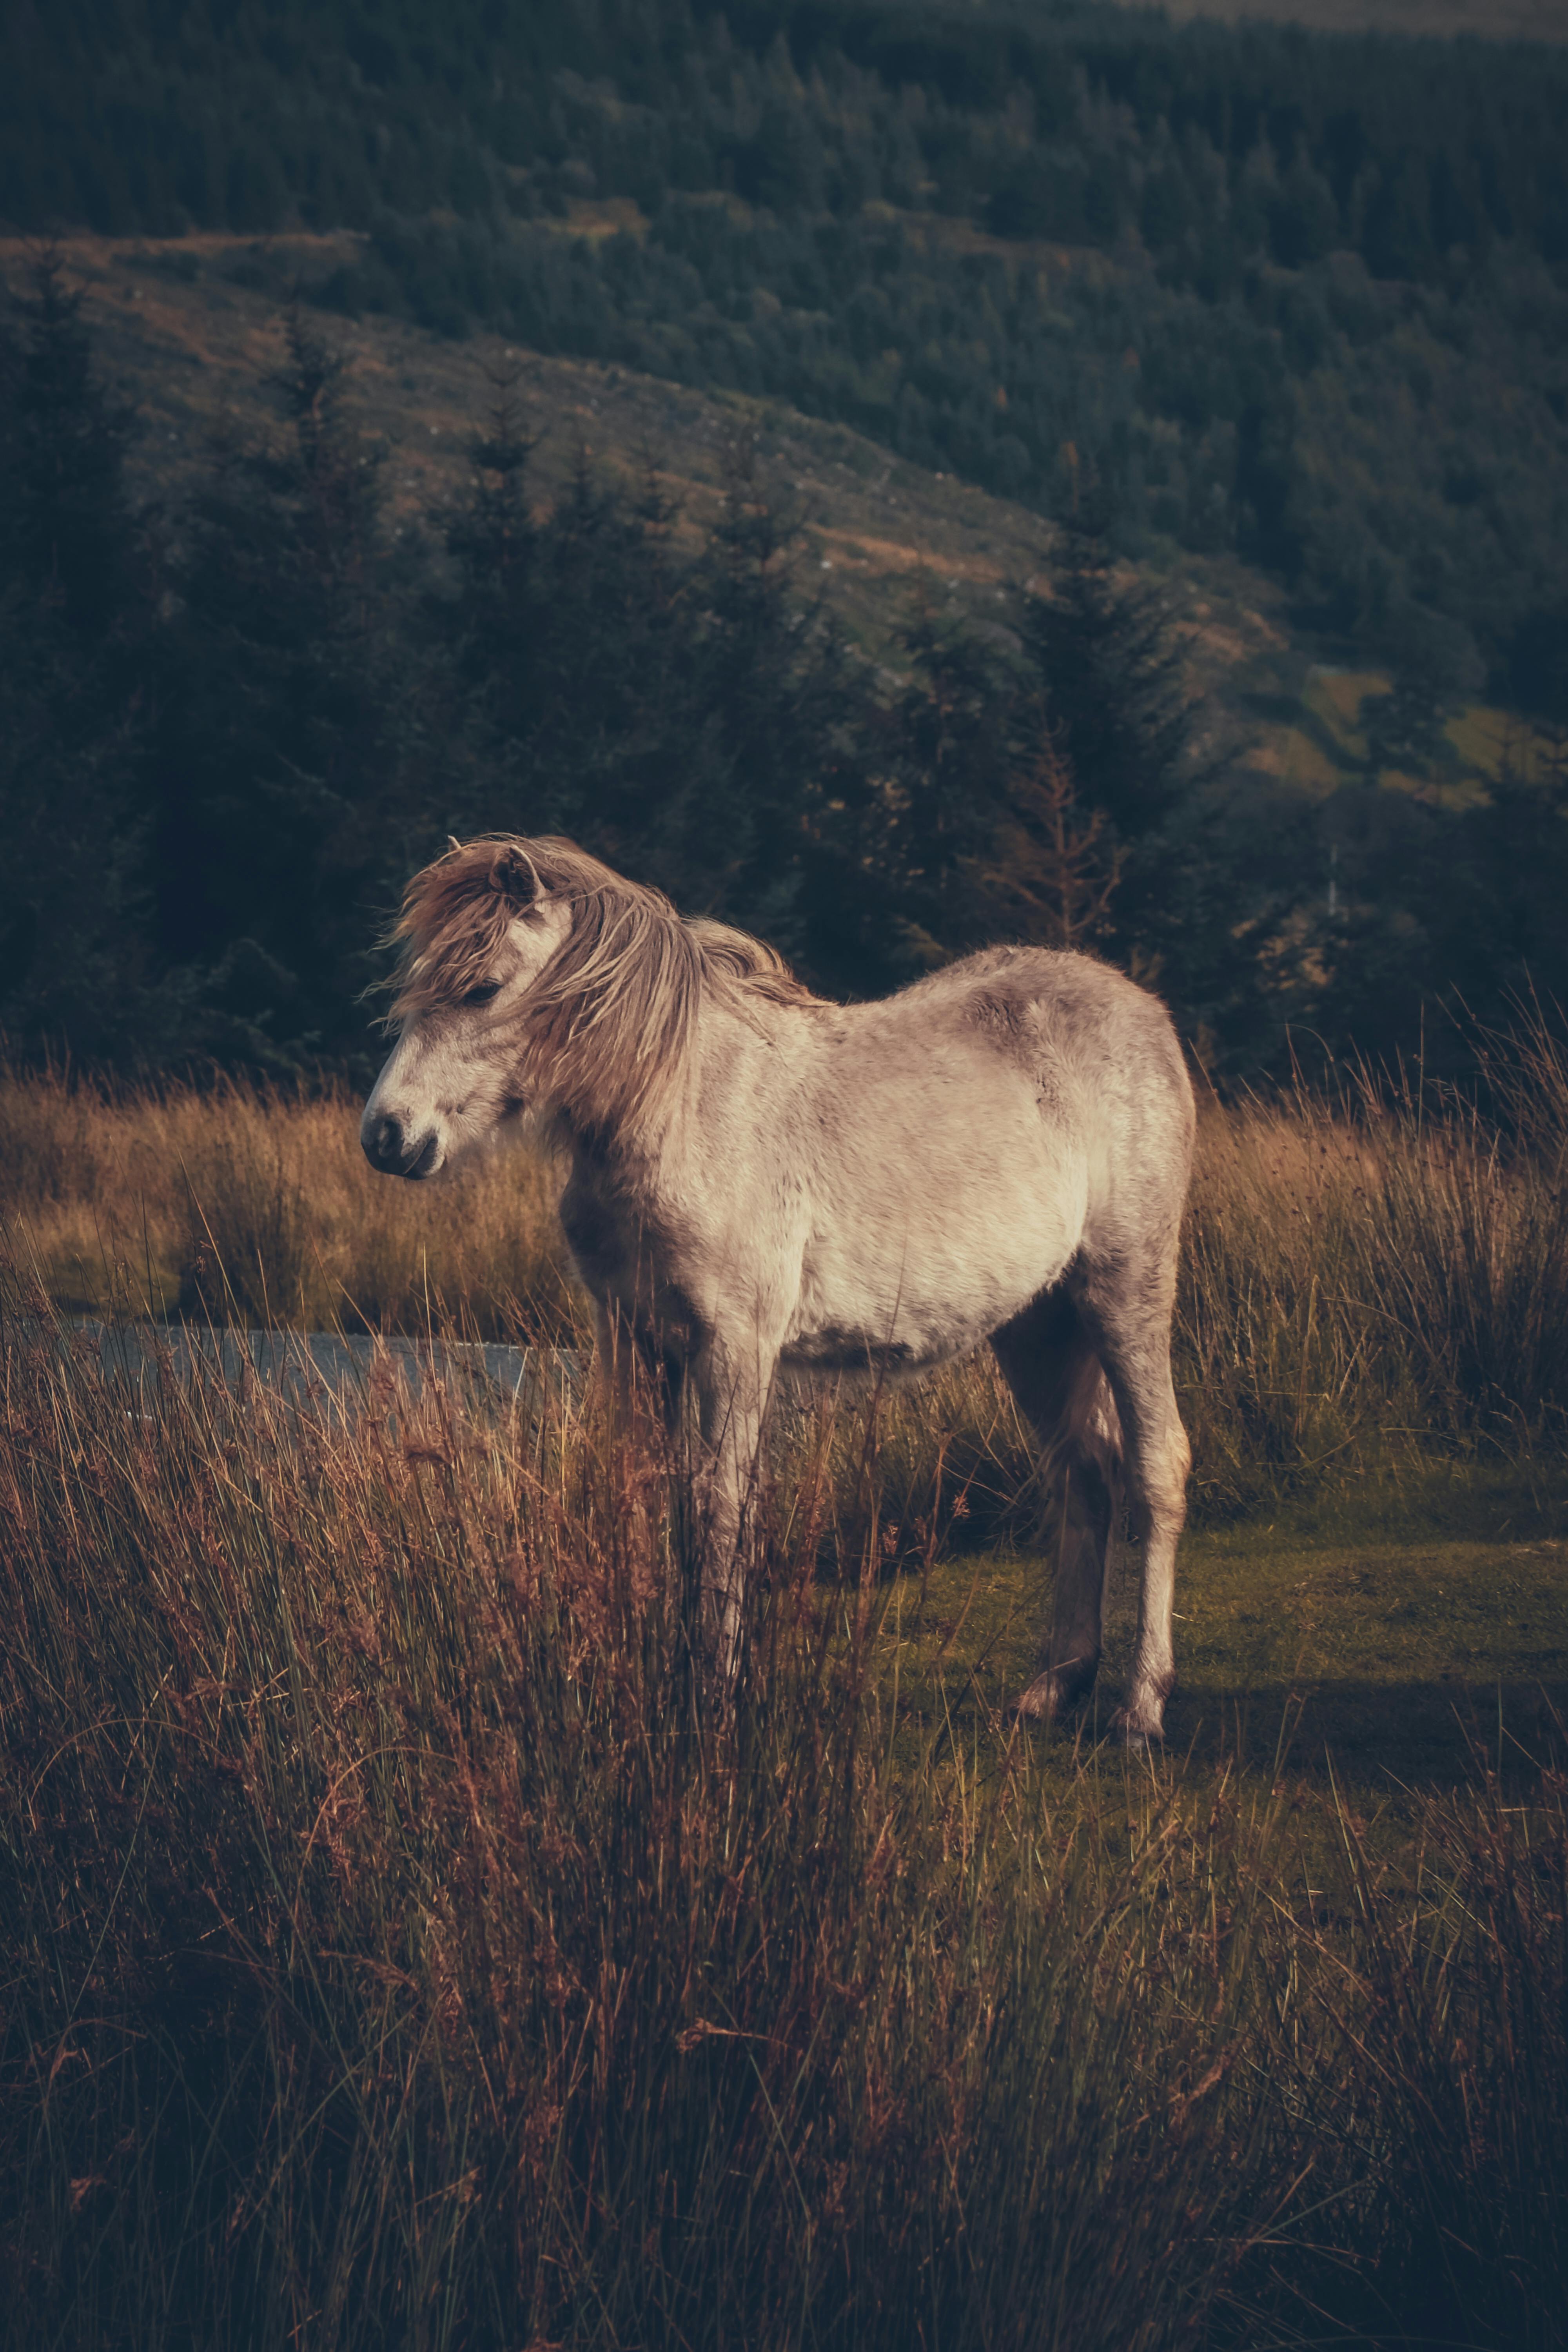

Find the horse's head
[[364, 833, 807, 1171], [361, 838, 573, 1180]]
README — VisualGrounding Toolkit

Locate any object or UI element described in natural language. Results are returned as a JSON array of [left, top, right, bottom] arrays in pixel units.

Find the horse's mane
[[388, 835, 822, 1129]]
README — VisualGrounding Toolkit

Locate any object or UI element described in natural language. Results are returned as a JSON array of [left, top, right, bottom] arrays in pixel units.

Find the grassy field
[[2, 1042, 1567, 2346], [6, 1030, 1567, 1504], [0, 1064, 579, 1340]]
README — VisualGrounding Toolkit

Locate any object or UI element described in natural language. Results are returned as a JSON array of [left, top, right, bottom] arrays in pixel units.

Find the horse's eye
[[462, 981, 502, 1009]]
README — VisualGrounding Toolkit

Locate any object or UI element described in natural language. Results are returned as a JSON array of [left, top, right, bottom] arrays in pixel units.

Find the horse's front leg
[[590, 1298, 641, 1427], [590, 1297, 688, 1439], [688, 1327, 776, 1684]]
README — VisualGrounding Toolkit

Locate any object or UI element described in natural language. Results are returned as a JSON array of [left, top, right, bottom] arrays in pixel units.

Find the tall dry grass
[[0, 1308, 1563, 2349], [0, 1064, 579, 1338], [3, 1014, 1566, 1515], [1181, 1025, 1568, 1509]]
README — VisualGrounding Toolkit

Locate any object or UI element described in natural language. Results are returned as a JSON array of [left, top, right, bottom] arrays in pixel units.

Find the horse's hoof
[[1012, 1670, 1082, 1722], [1110, 1703, 1166, 1749]]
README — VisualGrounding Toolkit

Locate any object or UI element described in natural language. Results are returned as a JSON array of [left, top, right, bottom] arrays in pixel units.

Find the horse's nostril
[[363, 1112, 440, 1178], [365, 1113, 404, 1172], [406, 1131, 441, 1180]]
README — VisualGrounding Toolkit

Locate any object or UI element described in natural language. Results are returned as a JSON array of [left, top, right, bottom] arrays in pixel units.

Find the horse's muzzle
[[362, 1113, 441, 1180]]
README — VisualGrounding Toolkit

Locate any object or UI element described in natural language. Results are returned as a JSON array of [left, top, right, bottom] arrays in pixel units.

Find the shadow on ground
[[885, 1527, 1568, 1793], [1155, 1675, 1565, 1788]]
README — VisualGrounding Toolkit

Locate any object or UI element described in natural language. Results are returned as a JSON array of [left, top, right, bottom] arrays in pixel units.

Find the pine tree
[[1442, 732, 1568, 1026], [1013, 502, 1309, 1064], [967, 702, 1122, 953], [421, 417, 880, 988], [1016, 508, 1193, 852], [428, 425, 697, 869], [1359, 630, 1464, 787], [7, 250, 137, 635], [1013, 506, 1201, 995], [0, 254, 166, 1055], [445, 358, 538, 600], [876, 599, 1012, 974], [685, 433, 862, 956], [152, 310, 400, 1064], [401, 355, 548, 861]]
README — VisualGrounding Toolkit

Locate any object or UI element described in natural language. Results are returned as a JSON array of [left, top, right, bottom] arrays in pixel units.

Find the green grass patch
[[886, 1520, 1568, 1793]]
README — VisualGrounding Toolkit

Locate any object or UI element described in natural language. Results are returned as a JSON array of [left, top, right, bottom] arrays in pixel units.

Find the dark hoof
[[1110, 1702, 1167, 1749], [1013, 1668, 1092, 1723]]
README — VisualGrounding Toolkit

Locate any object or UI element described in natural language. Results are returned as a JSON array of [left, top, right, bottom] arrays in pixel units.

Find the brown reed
[[0, 1062, 580, 1338], [0, 1289, 1562, 2350], [3, 1012, 1566, 1528]]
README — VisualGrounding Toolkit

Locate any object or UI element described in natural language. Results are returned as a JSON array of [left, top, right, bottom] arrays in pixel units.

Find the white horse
[[361, 835, 1194, 1741]]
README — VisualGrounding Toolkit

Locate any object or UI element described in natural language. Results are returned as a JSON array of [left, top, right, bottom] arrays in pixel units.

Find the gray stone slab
[[6, 1318, 582, 1423]]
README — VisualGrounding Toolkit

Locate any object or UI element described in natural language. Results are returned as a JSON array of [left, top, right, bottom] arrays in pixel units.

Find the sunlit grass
[[1178, 1024, 1568, 1513], [5, 1016, 1567, 1524], [0, 1064, 579, 1339]]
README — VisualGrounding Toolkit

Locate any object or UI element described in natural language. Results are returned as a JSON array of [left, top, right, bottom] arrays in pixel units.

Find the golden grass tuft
[[0, 1064, 580, 1338], [1180, 1031, 1568, 1509], [3, 1013, 1566, 1524]]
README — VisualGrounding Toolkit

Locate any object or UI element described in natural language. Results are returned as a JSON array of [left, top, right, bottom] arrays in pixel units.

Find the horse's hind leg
[[1074, 1258, 1191, 1745], [992, 1289, 1122, 1725]]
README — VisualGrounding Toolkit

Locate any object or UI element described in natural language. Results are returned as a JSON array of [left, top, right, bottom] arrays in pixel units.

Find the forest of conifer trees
[[2, 0, 1566, 1077], [2, 247, 1564, 1081], [5, 1, 1567, 682]]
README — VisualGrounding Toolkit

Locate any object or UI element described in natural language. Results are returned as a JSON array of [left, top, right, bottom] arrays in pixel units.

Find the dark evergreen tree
[[417, 413, 882, 991], [1012, 506, 1314, 1065], [1018, 511, 1192, 843], [151, 312, 402, 1065], [965, 700, 1123, 956], [418, 419, 724, 888], [874, 602, 1013, 976], [1361, 604, 1482, 781], [7, 252, 137, 633], [683, 436, 875, 976], [1014, 510, 1197, 973], [0, 255, 170, 1056], [1433, 739, 1568, 1033]]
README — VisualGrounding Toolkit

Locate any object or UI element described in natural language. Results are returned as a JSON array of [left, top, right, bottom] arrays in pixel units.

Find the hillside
[[8, 227, 1542, 813], [2, 231, 1073, 666], [5, 0, 1567, 1083], [5, 0, 1567, 713], [1133, 0, 1568, 36]]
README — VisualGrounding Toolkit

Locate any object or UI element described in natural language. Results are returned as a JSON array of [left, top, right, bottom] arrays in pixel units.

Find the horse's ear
[[489, 842, 539, 906]]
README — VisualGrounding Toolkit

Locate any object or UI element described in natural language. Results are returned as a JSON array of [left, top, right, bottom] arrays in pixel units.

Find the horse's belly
[[777, 1315, 991, 1379], [780, 1205, 1074, 1378]]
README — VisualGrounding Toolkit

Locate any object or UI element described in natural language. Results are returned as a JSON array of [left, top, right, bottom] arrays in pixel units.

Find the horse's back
[[764, 947, 1189, 1375], [843, 944, 1192, 1160], [942, 944, 1196, 1260]]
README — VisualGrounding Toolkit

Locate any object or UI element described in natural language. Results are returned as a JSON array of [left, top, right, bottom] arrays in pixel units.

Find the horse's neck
[[560, 983, 798, 1179], [563, 1109, 674, 1194]]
